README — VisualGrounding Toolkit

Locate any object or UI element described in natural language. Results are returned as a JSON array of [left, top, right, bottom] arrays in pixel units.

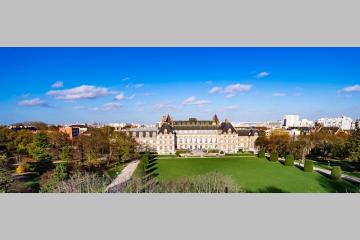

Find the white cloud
[[18, 98, 49, 107], [223, 84, 252, 97], [272, 92, 286, 97], [209, 86, 222, 94], [134, 84, 144, 88], [114, 93, 125, 101], [182, 96, 209, 106], [92, 102, 123, 111], [51, 81, 64, 88], [128, 94, 136, 100], [153, 103, 175, 110], [208, 83, 252, 97], [47, 85, 110, 100], [337, 84, 360, 93], [225, 105, 239, 110], [256, 71, 270, 79]]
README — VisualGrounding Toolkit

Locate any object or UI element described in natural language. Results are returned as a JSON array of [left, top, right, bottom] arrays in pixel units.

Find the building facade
[[127, 114, 259, 154]]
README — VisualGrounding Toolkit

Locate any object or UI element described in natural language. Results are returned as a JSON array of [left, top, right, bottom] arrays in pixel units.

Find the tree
[[347, 129, 360, 161], [0, 168, 13, 192], [40, 163, 68, 193], [29, 133, 53, 174]]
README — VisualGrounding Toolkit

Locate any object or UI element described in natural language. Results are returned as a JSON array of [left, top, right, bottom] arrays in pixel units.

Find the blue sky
[[0, 47, 359, 124]]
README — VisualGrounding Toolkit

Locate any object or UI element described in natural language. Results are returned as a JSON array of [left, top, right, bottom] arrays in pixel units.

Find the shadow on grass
[[315, 174, 358, 193], [246, 186, 289, 193]]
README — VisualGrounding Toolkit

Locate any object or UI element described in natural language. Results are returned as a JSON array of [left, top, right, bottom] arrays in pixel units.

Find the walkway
[[105, 160, 140, 193], [289, 160, 360, 185]]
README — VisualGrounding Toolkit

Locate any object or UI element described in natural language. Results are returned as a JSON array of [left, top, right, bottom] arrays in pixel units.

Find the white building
[[283, 115, 300, 128], [283, 115, 314, 128], [317, 116, 353, 130], [127, 114, 259, 155]]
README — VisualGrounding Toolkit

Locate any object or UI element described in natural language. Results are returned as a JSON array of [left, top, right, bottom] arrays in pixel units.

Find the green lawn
[[155, 156, 358, 193]]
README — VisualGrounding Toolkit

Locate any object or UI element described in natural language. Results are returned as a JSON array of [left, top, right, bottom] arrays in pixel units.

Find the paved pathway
[[105, 160, 140, 193], [279, 159, 360, 185]]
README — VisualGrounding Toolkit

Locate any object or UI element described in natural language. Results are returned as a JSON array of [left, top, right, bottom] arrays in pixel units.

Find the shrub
[[219, 150, 225, 155], [284, 154, 294, 166], [16, 161, 31, 174], [40, 164, 68, 193], [270, 151, 279, 162], [258, 150, 266, 158], [208, 149, 220, 153], [123, 172, 242, 193], [331, 166, 342, 180], [49, 172, 110, 193], [304, 160, 313, 172]]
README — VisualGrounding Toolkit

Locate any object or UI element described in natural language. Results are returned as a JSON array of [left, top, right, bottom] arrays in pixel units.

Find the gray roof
[[238, 129, 257, 136]]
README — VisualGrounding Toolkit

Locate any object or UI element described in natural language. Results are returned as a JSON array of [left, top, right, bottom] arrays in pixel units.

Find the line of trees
[[0, 126, 140, 192], [255, 128, 360, 162]]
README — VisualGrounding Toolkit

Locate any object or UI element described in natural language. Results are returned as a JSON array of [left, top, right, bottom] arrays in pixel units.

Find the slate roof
[[220, 122, 237, 134], [238, 129, 257, 136], [158, 124, 174, 134]]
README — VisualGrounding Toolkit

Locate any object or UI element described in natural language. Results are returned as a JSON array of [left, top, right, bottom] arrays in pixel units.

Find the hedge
[[270, 151, 279, 162], [331, 166, 342, 180], [258, 150, 266, 158], [284, 154, 294, 166], [304, 160, 313, 172]]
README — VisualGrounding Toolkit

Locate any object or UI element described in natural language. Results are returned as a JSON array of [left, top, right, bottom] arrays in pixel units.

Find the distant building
[[8, 125, 37, 133], [283, 115, 314, 128], [126, 114, 259, 155], [316, 116, 353, 130], [59, 124, 88, 140]]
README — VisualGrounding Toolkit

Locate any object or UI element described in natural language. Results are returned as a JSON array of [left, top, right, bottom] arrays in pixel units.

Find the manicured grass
[[155, 156, 358, 193]]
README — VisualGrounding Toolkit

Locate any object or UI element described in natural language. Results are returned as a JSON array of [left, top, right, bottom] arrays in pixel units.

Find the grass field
[[155, 156, 358, 193]]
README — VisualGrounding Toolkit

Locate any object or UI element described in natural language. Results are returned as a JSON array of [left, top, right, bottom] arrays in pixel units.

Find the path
[[105, 160, 140, 193], [279, 159, 360, 185]]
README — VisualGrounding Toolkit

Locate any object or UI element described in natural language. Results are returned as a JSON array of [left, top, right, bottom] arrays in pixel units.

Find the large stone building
[[127, 114, 258, 154]]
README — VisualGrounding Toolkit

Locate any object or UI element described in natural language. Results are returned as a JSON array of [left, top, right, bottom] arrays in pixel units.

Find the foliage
[[284, 154, 294, 166], [49, 172, 110, 193], [16, 161, 31, 174], [219, 150, 225, 154], [40, 164, 68, 193], [175, 150, 190, 156], [258, 149, 265, 158], [207, 149, 220, 153], [29, 133, 53, 174], [0, 167, 13, 192], [270, 151, 279, 162], [331, 166, 342, 180], [346, 129, 360, 161], [124, 172, 241, 193], [304, 160, 314, 172]]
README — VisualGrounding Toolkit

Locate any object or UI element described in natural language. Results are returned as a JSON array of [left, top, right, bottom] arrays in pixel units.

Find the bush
[[40, 164, 68, 193], [208, 149, 219, 153], [284, 154, 294, 166], [270, 151, 279, 162], [49, 172, 110, 193], [123, 172, 242, 193], [258, 150, 266, 158], [219, 150, 225, 155], [16, 161, 31, 174], [304, 160, 313, 172], [331, 166, 342, 180]]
